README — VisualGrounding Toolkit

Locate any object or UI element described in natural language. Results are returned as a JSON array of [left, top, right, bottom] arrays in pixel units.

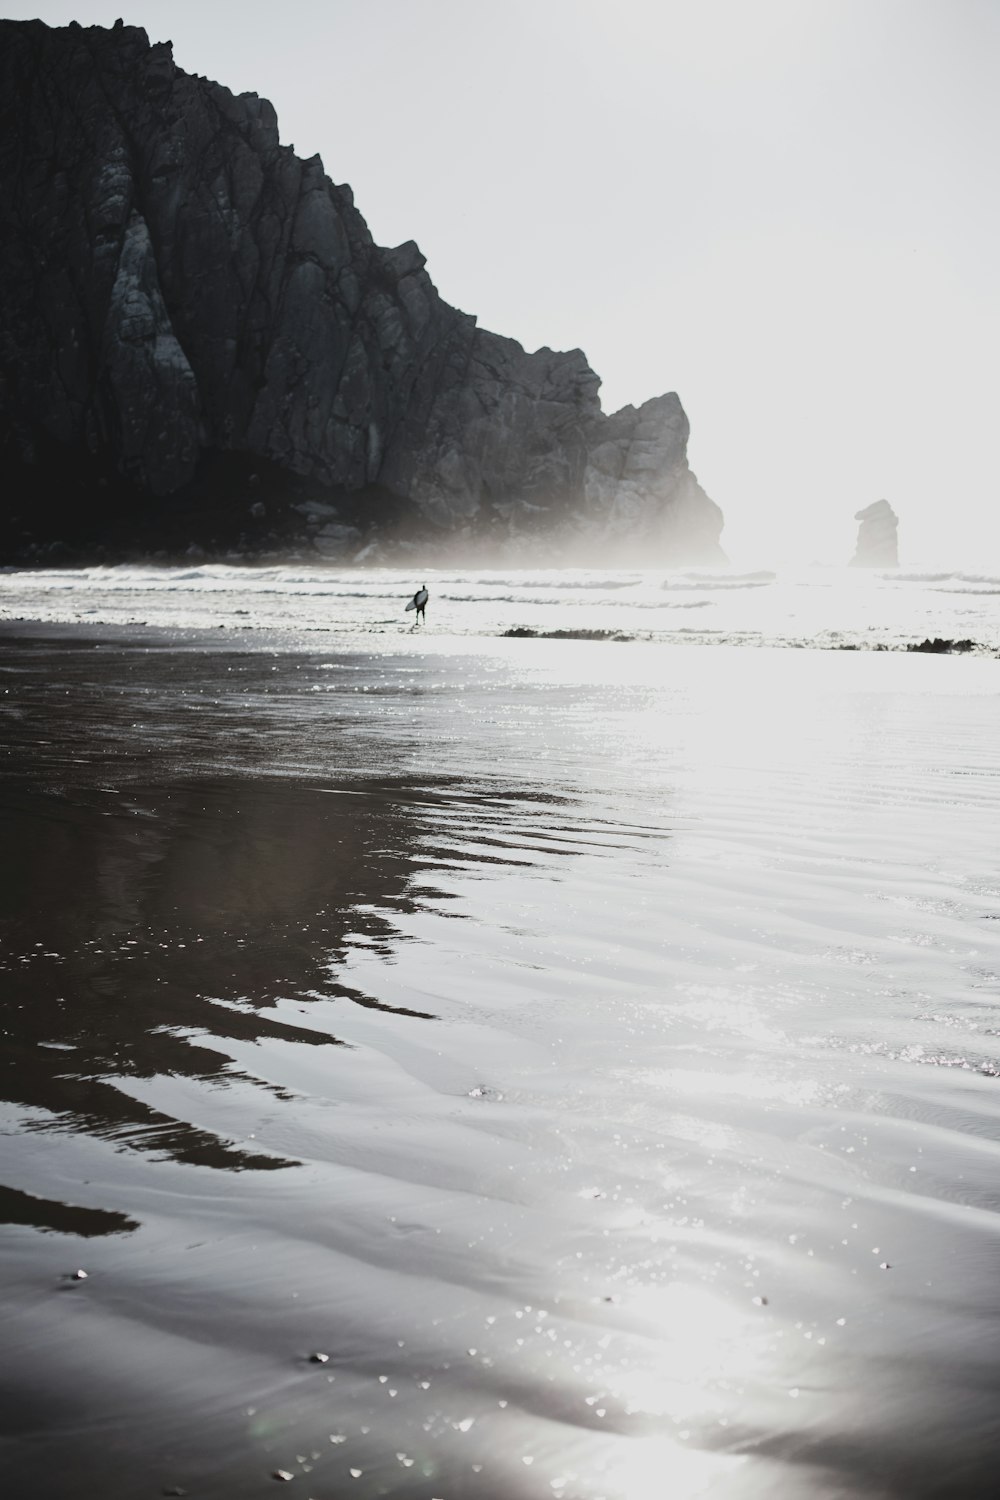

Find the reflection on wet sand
[[0, 777, 445, 1190], [6, 630, 1000, 1499], [0, 1182, 138, 1238], [0, 635, 585, 1235]]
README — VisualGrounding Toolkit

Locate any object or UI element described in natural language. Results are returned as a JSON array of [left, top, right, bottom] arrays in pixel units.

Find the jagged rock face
[[850, 500, 899, 568], [0, 19, 724, 564]]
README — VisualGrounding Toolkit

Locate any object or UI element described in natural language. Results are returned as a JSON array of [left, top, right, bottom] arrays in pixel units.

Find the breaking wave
[[3, 564, 1000, 652], [890, 570, 1000, 594]]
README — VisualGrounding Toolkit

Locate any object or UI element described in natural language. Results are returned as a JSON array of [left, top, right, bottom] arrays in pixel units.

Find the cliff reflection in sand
[[0, 637, 520, 1223], [0, 777, 443, 1191]]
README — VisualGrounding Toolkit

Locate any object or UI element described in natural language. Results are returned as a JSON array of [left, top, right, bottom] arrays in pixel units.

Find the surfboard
[[405, 598, 417, 611]]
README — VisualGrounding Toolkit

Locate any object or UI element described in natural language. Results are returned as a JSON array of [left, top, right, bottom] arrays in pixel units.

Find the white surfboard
[[405, 598, 417, 611]]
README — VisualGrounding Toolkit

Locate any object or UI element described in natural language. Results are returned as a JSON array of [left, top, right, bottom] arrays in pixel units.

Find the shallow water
[[2, 562, 1000, 651], [2, 627, 1000, 1498]]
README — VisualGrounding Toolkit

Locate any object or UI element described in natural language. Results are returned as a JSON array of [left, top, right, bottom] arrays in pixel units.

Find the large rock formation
[[850, 500, 899, 568], [0, 19, 724, 565]]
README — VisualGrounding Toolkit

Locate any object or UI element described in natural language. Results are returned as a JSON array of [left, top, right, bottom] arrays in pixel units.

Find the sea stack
[[850, 500, 899, 568], [0, 20, 725, 567]]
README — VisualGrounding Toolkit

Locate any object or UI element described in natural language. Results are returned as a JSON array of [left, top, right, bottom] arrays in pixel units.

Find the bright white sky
[[5, 0, 999, 566]]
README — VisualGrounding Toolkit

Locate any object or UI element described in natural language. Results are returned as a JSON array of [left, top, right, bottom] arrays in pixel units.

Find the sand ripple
[[2, 631, 999, 1497]]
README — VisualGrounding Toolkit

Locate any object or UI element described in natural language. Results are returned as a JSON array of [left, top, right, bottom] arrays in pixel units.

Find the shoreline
[[5, 559, 1000, 661], [3, 614, 998, 659]]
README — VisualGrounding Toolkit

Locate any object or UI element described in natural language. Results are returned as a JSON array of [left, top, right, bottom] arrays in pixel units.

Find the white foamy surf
[[2, 563, 999, 651]]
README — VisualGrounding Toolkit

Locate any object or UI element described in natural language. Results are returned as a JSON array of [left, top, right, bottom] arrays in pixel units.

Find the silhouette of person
[[411, 584, 428, 624]]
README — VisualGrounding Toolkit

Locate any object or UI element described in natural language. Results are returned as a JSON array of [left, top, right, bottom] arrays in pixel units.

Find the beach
[[2, 598, 1000, 1499]]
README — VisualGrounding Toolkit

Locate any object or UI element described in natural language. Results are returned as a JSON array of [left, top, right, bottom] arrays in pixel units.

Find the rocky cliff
[[850, 500, 898, 568], [0, 19, 724, 565]]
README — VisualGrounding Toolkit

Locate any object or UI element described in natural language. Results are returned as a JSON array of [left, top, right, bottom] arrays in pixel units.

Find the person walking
[[407, 584, 429, 625]]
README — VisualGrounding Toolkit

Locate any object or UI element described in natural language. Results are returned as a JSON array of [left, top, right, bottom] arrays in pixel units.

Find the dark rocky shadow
[[0, 632, 592, 1227], [0, 636, 471, 1209], [0, 775, 438, 1180], [0, 1183, 139, 1238]]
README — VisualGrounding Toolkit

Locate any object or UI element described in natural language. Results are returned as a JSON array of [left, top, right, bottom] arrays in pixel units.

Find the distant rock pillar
[[850, 499, 899, 567]]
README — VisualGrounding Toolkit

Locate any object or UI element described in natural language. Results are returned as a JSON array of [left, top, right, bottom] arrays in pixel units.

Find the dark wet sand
[[4, 625, 1000, 1499]]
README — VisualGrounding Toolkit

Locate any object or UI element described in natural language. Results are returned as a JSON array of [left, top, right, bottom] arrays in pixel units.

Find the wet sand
[[2, 624, 1000, 1499]]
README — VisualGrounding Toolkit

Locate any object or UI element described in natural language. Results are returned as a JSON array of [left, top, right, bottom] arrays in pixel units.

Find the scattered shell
[[71, 1269, 88, 1280], [272, 1472, 295, 1483], [309, 1352, 329, 1364]]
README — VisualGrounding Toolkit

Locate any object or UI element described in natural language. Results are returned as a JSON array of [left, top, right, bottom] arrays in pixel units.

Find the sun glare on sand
[[601, 1437, 746, 1500], [579, 1283, 765, 1498]]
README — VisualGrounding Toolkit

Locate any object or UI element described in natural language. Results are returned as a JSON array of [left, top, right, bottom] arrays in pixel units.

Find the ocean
[[1, 564, 999, 1499], [2, 562, 1000, 650]]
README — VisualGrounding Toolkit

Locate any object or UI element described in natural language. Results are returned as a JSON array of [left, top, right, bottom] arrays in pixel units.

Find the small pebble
[[879, 1262, 892, 1270], [309, 1352, 329, 1364], [71, 1269, 88, 1280], [752, 1295, 769, 1306], [272, 1471, 295, 1483]]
